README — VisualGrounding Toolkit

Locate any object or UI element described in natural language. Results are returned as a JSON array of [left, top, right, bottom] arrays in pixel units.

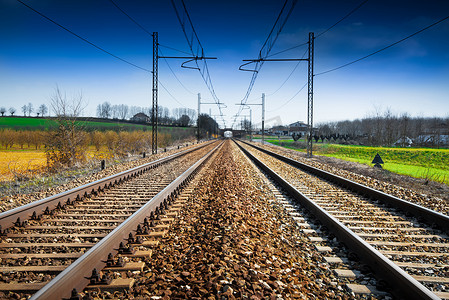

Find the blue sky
[[1, 0, 448, 128]]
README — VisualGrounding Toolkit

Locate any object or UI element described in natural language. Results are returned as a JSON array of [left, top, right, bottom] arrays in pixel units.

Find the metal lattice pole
[[152, 32, 158, 154], [249, 108, 252, 142], [307, 32, 314, 158], [262, 93, 265, 145], [197, 93, 201, 142]]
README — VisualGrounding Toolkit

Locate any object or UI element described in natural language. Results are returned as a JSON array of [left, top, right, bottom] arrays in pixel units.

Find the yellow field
[[0, 150, 47, 181], [0, 146, 114, 182]]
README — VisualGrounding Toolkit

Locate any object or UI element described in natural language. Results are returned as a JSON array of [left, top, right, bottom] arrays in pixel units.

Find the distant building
[[415, 134, 449, 146], [130, 113, 150, 123], [268, 125, 289, 136], [394, 137, 413, 147], [288, 121, 308, 135], [416, 122, 449, 146], [266, 121, 316, 136]]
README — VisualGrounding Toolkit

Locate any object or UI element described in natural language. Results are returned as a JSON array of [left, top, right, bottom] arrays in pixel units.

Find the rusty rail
[[236, 140, 440, 300], [0, 141, 214, 231], [240, 140, 449, 231], [31, 141, 223, 300]]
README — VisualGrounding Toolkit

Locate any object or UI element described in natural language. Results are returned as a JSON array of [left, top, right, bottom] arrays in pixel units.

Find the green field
[[266, 139, 449, 185], [0, 117, 193, 133]]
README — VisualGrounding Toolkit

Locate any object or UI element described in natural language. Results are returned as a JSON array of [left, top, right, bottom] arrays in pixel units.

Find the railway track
[[253, 141, 449, 215], [1, 138, 447, 299], [0, 140, 221, 299], [76, 138, 378, 299], [236, 140, 449, 299]]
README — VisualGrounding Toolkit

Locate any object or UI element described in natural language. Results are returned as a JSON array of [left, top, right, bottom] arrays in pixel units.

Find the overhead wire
[[316, 14, 449, 76], [316, 0, 370, 38], [108, 0, 197, 109], [240, 0, 369, 127], [108, 0, 194, 58], [107, 0, 153, 37], [234, 0, 298, 128], [159, 44, 192, 56], [171, 0, 226, 127], [267, 82, 307, 112], [16, 0, 151, 73], [159, 49, 196, 95], [266, 42, 308, 58], [267, 0, 370, 58], [266, 47, 308, 96], [19, 0, 194, 114], [158, 79, 187, 108]]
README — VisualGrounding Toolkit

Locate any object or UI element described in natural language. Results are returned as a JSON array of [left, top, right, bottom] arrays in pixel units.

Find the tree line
[[197, 114, 220, 139], [316, 108, 449, 148], [96, 101, 197, 126], [3, 101, 198, 128], [0, 128, 173, 152], [0, 103, 49, 117], [2, 88, 196, 172]]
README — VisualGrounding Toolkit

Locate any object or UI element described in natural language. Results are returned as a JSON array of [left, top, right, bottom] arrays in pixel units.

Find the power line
[[235, 0, 298, 128], [159, 44, 192, 56], [266, 48, 308, 96], [266, 60, 301, 96], [108, 0, 196, 78], [171, 0, 226, 126], [267, 82, 307, 112], [316, 14, 449, 76], [268, 0, 369, 58], [159, 48, 196, 95], [108, 0, 153, 37], [266, 42, 308, 58], [107, 0, 199, 112], [158, 79, 187, 108], [236, 0, 368, 128], [316, 0, 370, 38], [16, 0, 151, 73], [258, 0, 298, 60]]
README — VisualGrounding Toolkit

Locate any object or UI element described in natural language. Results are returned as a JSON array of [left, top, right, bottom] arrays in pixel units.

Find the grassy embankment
[[265, 138, 449, 185], [0, 116, 192, 132], [0, 117, 196, 181]]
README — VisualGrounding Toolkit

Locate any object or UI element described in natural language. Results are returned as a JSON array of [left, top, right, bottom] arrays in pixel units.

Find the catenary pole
[[197, 93, 201, 142], [152, 32, 158, 154], [262, 93, 265, 145], [306, 32, 314, 158]]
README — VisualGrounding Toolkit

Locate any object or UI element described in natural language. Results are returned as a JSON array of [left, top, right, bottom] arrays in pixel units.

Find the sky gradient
[[1, 0, 448, 128]]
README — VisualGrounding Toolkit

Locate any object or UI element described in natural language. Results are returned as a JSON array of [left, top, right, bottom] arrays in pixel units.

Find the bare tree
[[0, 107, 6, 116], [117, 104, 129, 120], [9, 107, 16, 116], [109, 104, 129, 120], [186, 108, 196, 125], [178, 114, 190, 127], [172, 108, 196, 125], [27, 102, 33, 117], [21, 105, 27, 116], [110, 105, 119, 119], [90, 131, 105, 151], [398, 112, 410, 146], [102, 102, 111, 119], [96, 101, 112, 118], [45, 86, 87, 168], [129, 106, 142, 117], [96, 104, 103, 118], [383, 108, 396, 146], [38, 104, 48, 117]]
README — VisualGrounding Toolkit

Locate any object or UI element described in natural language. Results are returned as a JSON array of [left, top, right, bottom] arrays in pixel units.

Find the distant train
[[224, 130, 233, 138]]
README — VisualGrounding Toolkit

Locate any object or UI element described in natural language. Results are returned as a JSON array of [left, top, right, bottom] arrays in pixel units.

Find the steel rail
[[0, 141, 215, 231], [235, 140, 439, 300], [31, 140, 224, 300], [240, 140, 449, 231]]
